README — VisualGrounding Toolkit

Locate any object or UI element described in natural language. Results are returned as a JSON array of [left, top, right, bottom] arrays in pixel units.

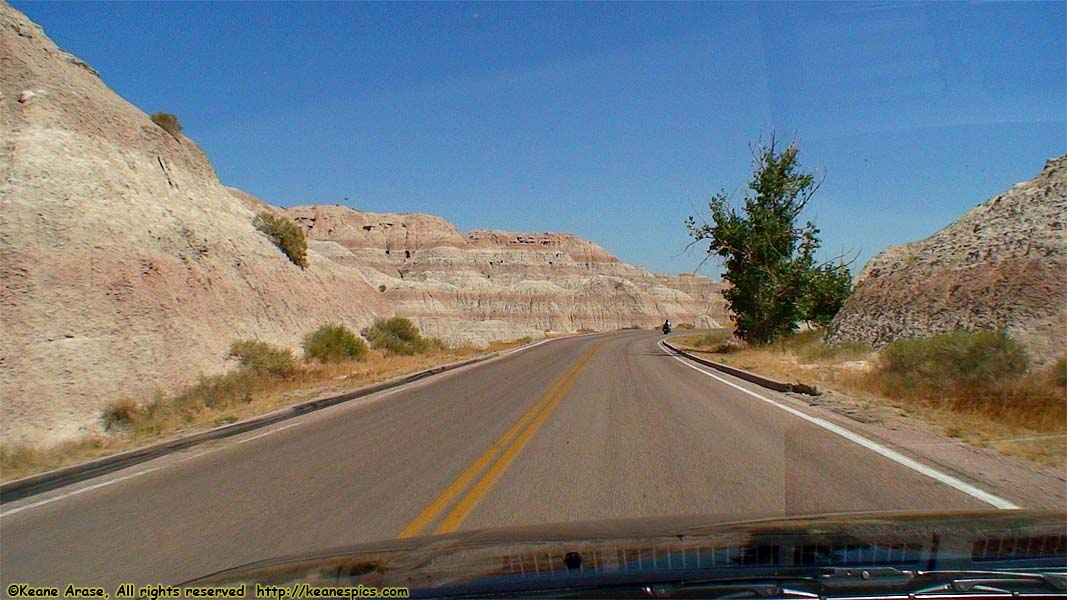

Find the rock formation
[[828, 156, 1067, 364], [0, 3, 726, 445], [233, 201, 729, 346]]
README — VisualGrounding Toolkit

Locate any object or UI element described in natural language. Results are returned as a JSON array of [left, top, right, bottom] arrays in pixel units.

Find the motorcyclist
[[662, 319, 672, 334]]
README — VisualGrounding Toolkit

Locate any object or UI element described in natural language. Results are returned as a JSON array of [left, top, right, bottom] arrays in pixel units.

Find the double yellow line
[[399, 341, 604, 537]]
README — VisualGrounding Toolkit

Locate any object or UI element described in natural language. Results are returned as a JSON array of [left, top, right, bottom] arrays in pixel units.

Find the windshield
[[0, 1, 1064, 598]]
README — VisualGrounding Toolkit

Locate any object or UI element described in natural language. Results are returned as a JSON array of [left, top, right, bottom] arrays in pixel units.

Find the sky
[[13, 1, 1066, 277]]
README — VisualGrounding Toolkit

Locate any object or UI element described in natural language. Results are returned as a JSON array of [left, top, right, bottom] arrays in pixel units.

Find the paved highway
[[0, 331, 1000, 587]]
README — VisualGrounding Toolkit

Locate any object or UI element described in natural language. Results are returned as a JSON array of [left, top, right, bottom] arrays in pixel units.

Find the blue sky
[[14, 1, 1065, 276]]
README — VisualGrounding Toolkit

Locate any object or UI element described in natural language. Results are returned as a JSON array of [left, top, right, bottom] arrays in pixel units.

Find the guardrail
[[0, 352, 500, 504], [662, 340, 820, 397]]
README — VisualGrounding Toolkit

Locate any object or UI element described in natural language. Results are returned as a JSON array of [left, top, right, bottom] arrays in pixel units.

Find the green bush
[[878, 330, 1030, 396], [363, 317, 443, 355], [150, 112, 183, 137], [227, 340, 296, 377], [304, 324, 368, 362], [254, 213, 308, 268]]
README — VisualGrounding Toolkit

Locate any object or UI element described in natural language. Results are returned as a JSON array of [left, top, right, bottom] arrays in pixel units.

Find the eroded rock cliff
[[238, 201, 729, 346], [828, 156, 1067, 364]]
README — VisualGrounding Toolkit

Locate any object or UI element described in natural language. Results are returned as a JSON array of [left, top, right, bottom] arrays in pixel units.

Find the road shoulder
[[662, 339, 1067, 510]]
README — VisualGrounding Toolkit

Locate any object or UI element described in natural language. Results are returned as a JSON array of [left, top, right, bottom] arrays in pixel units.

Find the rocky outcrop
[[828, 156, 1067, 364], [0, 3, 726, 445], [248, 202, 728, 345]]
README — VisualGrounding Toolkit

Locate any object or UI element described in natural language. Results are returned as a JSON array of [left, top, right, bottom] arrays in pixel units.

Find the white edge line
[[1, 422, 308, 519], [658, 340, 1020, 510], [0, 466, 165, 518], [233, 421, 303, 445]]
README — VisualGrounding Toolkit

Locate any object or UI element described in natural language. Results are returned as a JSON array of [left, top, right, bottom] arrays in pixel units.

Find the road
[[0, 331, 1001, 587]]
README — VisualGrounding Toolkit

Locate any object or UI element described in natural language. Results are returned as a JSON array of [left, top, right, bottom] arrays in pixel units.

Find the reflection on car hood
[[186, 510, 1066, 593]]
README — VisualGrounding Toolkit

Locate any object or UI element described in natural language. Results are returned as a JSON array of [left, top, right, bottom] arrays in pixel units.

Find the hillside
[[0, 3, 726, 445], [828, 156, 1067, 363]]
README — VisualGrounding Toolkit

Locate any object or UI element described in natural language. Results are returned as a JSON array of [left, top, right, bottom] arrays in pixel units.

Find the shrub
[[102, 398, 144, 431], [877, 329, 1030, 396], [176, 371, 256, 412], [363, 317, 442, 355], [254, 213, 308, 268], [677, 323, 695, 329], [150, 112, 183, 137], [1053, 357, 1067, 389], [305, 324, 368, 362], [227, 340, 296, 377]]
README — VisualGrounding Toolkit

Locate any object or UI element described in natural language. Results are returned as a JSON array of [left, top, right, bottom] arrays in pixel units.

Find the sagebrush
[[305, 324, 369, 362], [363, 317, 443, 356], [228, 340, 296, 377], [150, 112, 183, 137], [254, 213, 308, 268], [876, 329, 1030, 396]]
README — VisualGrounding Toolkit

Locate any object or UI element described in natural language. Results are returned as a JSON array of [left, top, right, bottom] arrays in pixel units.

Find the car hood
[[186, 510, 1065, 593]]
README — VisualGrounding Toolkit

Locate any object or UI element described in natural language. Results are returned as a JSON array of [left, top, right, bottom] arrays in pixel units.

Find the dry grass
[[544, 331, 578, 338], [1, 338, 532, 482], [673, 330, 1066, 467]]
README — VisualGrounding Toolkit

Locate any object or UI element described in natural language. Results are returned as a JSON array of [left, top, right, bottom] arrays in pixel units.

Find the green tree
[[686, 138, 851, 344], [800, 262, 853, 327]]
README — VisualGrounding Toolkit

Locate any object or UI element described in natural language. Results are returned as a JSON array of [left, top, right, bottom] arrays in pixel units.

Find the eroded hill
[[0, 3, 726, 445], [828, 156, 1067, 364]]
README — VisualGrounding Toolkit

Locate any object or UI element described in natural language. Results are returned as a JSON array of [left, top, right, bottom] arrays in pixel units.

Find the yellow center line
[[433, 341, 604, 534], [397, 341, 603, 538]]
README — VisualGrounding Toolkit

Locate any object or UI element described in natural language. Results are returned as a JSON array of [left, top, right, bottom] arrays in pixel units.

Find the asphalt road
[[0, 331, 998, 587]]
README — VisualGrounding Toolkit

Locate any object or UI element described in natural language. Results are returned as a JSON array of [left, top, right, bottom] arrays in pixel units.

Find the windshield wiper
[[910, 570, 1067, 596], [425, 568, 1067, 599], [675, 569, 1067, 599]]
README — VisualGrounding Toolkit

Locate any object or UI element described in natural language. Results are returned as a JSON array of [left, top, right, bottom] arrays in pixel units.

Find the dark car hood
[[186, 510, 1066, 593]]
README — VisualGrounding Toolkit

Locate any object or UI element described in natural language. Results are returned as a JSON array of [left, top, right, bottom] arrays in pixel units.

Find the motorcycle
[[662, 323, 672, 334]]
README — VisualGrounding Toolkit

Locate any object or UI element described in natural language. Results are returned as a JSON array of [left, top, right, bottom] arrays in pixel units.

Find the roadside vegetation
[[253, 212, 308, 268], [673, 329, 1066, 466], [305, 324, 369, 362], [687, 135, 852, 345], [363, 317, 444, 355], [0, 322, 534, 482]]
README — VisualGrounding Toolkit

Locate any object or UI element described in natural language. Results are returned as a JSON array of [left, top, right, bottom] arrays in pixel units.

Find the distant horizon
[[13, 1, 1066, 278]]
